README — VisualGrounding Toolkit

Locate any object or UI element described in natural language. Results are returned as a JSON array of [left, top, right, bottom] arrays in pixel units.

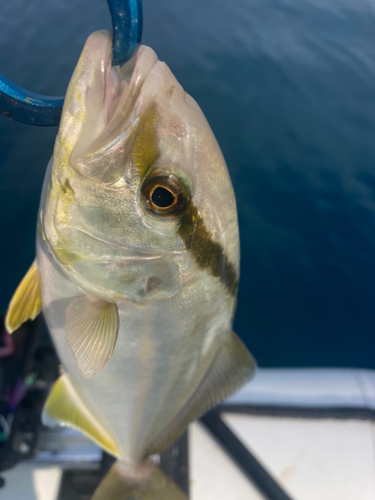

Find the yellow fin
[[65, 296, 119, 380], [92, 460, 188, 500], [43, 373, 119, 457], [5, 260, 42, 333]]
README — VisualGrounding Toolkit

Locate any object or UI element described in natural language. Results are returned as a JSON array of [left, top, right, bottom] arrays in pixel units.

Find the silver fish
[[6, 30, 256, 500]]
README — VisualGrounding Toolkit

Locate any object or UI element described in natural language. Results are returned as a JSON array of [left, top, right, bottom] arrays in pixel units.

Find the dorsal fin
[[43, 373, 120, 457], [5, 260, 42, 333], [145, 332, 256, 456]]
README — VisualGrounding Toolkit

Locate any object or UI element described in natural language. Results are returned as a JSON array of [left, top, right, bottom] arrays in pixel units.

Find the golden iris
[[142, 171, 189, 216]]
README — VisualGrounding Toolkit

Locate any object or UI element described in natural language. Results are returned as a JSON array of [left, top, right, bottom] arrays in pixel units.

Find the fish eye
[[142, 172, 189, 217], [150, 185, 177, 209]]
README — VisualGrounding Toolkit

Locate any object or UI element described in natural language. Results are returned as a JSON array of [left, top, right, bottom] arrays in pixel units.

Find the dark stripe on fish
[[177, 204, 238, 296]]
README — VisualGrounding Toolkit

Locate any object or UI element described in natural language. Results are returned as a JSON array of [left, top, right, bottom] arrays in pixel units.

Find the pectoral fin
[[5, 260, 42, 333], [43, 373, 119, 457], [146, 332, 256, 456], [65, 296, 119, 380]]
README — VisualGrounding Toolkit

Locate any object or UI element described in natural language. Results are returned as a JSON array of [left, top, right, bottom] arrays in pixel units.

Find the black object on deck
[[159, 430, 189, 497]]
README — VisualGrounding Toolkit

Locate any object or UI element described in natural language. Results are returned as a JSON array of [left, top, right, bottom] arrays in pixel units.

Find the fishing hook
[[0, 0, 142, 127]]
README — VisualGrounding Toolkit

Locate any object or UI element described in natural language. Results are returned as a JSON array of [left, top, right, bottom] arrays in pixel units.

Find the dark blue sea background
[[0, 0, 375, 368]]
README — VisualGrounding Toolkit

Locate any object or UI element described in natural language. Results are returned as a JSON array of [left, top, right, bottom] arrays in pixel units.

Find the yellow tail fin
[[92, 460, 188, 500]]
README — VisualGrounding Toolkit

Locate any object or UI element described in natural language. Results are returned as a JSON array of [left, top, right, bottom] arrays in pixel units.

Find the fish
[[5, 30, 256, 500]]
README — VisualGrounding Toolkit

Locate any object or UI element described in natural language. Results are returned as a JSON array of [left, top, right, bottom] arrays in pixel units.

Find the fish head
[[42, 31, 239, 303]]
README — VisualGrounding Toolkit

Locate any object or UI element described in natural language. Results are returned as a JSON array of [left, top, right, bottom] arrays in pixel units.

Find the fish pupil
[[151, 186, 175, 208]]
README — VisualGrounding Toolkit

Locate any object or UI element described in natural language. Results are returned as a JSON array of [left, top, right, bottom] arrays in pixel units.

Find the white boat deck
[[3, 368, 375, 500]]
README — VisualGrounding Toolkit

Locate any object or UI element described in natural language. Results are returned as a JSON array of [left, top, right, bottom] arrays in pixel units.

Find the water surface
[[1, 0, 375, 368]]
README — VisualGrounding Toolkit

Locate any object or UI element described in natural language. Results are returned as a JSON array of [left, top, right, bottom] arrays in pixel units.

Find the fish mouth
[[68, 31, 160, 184]]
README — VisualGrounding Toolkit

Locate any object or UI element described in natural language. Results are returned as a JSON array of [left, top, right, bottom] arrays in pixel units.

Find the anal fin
[[43, 373, 119, 457], [65, 296, 119, 380], [5, 260, 42, 333], [146, 332, 256, 456]]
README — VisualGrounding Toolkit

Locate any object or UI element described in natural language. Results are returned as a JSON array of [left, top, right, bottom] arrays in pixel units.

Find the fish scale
[[38, 231, 232, 460]]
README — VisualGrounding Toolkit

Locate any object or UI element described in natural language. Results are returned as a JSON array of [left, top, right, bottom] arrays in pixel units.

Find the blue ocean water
[[0, 0, 375, 368]]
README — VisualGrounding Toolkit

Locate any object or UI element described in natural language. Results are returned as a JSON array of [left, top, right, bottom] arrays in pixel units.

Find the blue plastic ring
[[0, 0, 143, 126]]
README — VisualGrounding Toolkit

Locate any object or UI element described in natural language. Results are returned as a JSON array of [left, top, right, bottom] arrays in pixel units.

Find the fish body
[[7, 31, 255, 499]]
